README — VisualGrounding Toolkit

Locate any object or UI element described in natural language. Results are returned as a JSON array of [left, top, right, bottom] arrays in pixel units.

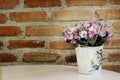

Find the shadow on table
[[102, 65, 120, 73], [0, 63, 2, 80]]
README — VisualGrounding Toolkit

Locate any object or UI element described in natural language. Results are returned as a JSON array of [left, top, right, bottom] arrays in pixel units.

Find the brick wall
[[0, 0, 120, 72]]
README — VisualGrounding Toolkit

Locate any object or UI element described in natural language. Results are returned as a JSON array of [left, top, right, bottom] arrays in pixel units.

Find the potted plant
[[63, 20, 112, 74]]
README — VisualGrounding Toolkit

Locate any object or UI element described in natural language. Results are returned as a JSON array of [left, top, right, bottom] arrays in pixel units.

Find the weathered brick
[[112, 22, 120, 34], [52, 10, 91, 21], [0, 14, 6, 23], [0, 53, 16, 62], [0, 26, 21, 36], [95, 9, 120, 20], [109, 0, 120, 4], [65, 54, 77, 63], [26, 25, 64, 36], [0, 41, 3, 49], [23, 52, 60, 62], [50, 40, 74, 50], [8, 40, 45, 49], [66, 0, 106, 6], [24, 0, 61, 8], [0, 0, 19, 9], [107, 53, 120, 62], [102, 65, 120, 73], [10, 11, 48, 22], [104, 39, 120, 49]]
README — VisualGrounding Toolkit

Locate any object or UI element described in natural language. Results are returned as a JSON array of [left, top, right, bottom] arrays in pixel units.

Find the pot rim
[[76, 44, 104, 48]]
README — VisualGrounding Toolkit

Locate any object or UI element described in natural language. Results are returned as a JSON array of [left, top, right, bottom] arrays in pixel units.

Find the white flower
[[80, 31, 87, 39]]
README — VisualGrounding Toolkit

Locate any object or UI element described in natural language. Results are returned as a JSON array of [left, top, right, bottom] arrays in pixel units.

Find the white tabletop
[[2, 65, 120, 80]]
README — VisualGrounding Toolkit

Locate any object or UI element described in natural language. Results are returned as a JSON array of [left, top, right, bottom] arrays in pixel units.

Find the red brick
[[0, 14, 6, 23], [66, 0, 106, 6], [23, 52, 60, 62], [65, 54, 77, 63], [8, 40, 45, 49], [112, 22, 120, 33], [95, 9, 120, 20], [24, 0, 61, 8], [104, 39, 120, 49], [109, 0, 120, 4], [0, 53, 16, 62], [10, 11, 48, 22], [50, 40, 74, 50], [0, 0, 19, 9], [26, 25, 64, 36], [0, 26, 21, 36], [52, 10, 91, 21], [0, 41, 3, 49], [107, 53, 120, 62], [102, 65, 120, 73]]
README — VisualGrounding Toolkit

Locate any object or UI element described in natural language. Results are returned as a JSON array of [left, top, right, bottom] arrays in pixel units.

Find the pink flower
[[64, 32, 80, 44], [70, 27, 77, 33], [76, 24, 82, 29], [63, 32, 71, 41], [84, 22, 90, 27], [104, 26, 112, 39], [73, 33, 80, 40], [71, 33, 81, 44], [107, 33, 112, 39], [87, 20, 94, 24], [91, 22, 100, 30], [88, 26, 98, 38], [69, 34, 74, 40], [88, 30, 96, 38], [99, 31, 106, 37], [71, 39, 77, 44], [84, 20, 94, 27]]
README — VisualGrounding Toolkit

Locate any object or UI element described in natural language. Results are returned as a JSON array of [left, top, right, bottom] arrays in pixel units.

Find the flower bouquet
[[63, 20, 112, 47], [63, 20, 112, 74]]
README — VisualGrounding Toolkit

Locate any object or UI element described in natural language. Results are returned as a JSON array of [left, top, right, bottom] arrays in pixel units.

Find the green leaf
[[87, 38, 95, 46], [94, 35, 106, 46], [73, 44, 78, 48]]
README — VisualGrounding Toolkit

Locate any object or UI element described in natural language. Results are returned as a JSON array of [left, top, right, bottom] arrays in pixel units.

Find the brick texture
[[0, 0, 120, 66], [0, 0, 19, 9], [52, 10, 91, 21], [109, 0, 120, 4], [104, 39, 120, 49], [0, 26, 21, 36], [95, 9, 120, 20], [0, 14, 6, 23], [112, 22, 120, 33], [102, 65, 120, 73], [50, 40, 74, 50], [0, 53, 16, 62], [8, 40, 45, 49], [23, 52, 60, 62], [0, 41, 3, 49], [10, 11, 48, 22], [66, 0, 106, 6], [107, 53, 120, 62], [26, 25, 64, 36], [24, 0, 61, 8], [65, 54, 77, 63]]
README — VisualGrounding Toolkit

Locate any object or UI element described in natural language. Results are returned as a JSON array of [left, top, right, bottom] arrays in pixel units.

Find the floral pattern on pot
[[89, 49, 103, 72]]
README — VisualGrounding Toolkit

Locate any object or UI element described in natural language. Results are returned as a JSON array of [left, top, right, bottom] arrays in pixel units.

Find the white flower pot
[[75, 45, 103, 74]]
